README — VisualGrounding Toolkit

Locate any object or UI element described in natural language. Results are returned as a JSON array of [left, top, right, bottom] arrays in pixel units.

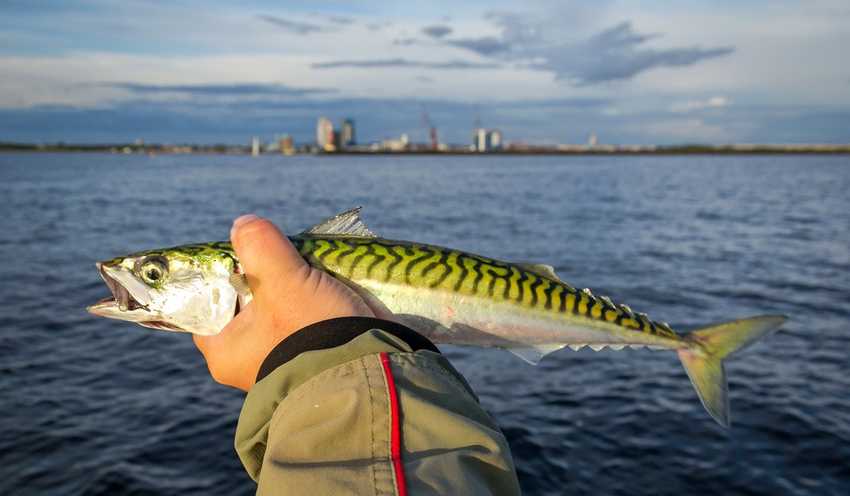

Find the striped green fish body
[[294, 235, 684, 356], [88, 208, 786, 426]]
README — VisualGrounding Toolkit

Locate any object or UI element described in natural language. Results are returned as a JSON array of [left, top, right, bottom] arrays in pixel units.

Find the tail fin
[[678, 315, 786, 428]]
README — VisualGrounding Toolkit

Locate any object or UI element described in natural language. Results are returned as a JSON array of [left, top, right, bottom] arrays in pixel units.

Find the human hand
[[193, 214, 379, 391]]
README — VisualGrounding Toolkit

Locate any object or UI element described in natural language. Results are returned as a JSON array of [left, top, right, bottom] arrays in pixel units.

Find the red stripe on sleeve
[[379, 352, 408, 496]]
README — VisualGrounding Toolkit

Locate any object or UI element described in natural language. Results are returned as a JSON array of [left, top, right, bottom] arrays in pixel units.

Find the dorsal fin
[[301, 207, 376, 237], [515, 263, 561, 281]]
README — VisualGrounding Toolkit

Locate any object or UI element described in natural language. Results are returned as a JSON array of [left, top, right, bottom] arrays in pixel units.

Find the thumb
[[230, 215, 310, 303]]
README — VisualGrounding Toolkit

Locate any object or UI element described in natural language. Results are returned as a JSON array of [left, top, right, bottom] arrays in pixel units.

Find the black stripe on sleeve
[[256, 317, 440, 382]]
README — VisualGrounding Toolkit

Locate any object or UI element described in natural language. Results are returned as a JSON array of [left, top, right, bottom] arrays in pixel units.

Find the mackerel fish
[[88, 208, 786, 427]]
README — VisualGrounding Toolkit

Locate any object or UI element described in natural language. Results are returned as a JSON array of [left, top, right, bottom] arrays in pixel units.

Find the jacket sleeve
[[235, 317, 521, 496]]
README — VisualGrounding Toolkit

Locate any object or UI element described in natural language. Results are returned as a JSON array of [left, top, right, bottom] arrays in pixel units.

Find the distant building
[[588, 133, 598, 147], [316, 117, 335, 152], [280, 134, 295, 155], [473, 128, 486, 151], [381, 133, 409, 151], [473, 128, 503, 152], [251, 136, 260, 156], [429, 126, 438, 150], [341, 119, 356, 148], [489, 130, 502, 150]]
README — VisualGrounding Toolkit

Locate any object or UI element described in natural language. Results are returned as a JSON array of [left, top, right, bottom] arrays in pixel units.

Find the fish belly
[[358, 280, 673, 350]]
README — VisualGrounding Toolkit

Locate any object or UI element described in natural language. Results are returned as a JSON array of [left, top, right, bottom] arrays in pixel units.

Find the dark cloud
[[548, 22, 734, 84], [445, 36, 511, 56], [311, 58, 501, 70], [257, 15, 325, 34], [422, 25, 453, 38], [448, 15, 733, 84], [104, 82, 335, 97]]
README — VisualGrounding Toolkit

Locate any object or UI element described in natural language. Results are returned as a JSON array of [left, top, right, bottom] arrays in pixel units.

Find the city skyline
[[2, 1, 850, 145]]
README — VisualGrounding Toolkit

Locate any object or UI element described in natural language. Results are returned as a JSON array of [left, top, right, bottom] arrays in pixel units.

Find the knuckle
[[297, 263, 319, 286]]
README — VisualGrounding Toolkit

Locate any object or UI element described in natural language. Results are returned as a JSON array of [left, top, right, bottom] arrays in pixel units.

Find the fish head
[[87, 244, 242, 335]]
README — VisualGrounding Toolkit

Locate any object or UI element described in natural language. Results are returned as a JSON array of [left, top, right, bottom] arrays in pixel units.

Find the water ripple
[[1, 153, 848, 495]]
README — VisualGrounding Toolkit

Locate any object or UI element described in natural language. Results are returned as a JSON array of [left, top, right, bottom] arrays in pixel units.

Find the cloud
[[103, 82, 335, 97], [545, 22, 735, 84], [257, 15, 326, 34], [445, 36, 511, 56], [393, 38, 419, 46], [311, 58, 501, 70], [422, 25, 453, 39], [671, 96, 730, 113], [328, 15, 354, 25], [448, 15, 734, 85]]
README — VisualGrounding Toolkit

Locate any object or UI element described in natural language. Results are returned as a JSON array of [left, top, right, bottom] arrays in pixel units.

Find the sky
[[1, 0, 849, 145]]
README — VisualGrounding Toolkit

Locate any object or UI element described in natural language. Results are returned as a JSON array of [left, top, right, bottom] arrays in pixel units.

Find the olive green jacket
[[235, 318, 521, 495]]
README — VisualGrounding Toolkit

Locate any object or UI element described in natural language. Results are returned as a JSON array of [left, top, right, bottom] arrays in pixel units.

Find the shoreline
[[2, 144, 849, 156]]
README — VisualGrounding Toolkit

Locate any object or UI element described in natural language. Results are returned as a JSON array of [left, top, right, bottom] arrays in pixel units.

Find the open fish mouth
[[93, 262, 145, 312], [87, 263, 187, 332]]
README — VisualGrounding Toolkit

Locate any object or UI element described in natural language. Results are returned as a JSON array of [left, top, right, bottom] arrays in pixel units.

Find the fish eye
[[137, 256, 168, 285]]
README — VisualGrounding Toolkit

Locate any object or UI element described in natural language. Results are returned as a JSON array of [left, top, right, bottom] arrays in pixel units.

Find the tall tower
[[421, 110, 438, 150], [341, 119, 355, 148], [316, 117, 335, 152], [474, 128, 488, 151], [488, 130, 502, 150]]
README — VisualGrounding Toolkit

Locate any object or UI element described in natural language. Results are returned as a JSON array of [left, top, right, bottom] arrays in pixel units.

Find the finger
[[230, 215, 310, 303]]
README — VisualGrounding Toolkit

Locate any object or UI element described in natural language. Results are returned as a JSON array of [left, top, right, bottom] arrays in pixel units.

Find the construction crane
[[421, 108, 438, 150]]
